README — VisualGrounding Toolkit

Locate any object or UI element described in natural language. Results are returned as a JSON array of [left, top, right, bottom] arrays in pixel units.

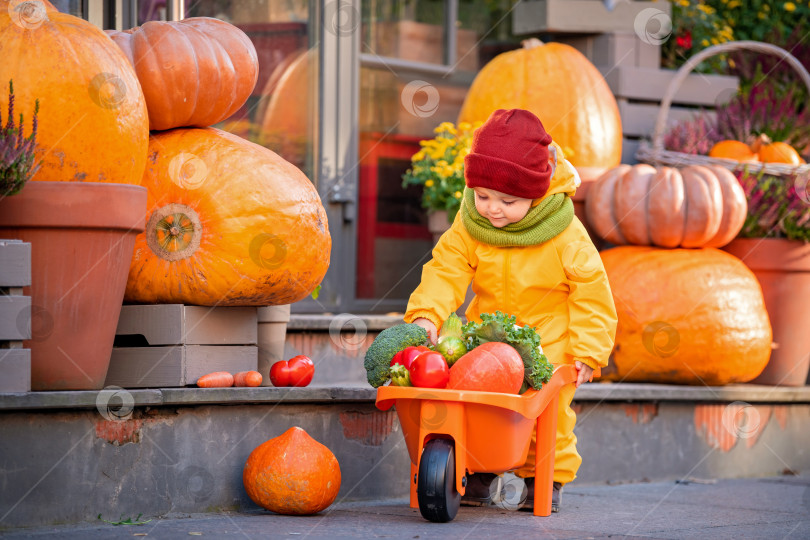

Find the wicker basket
[[635, 40, 810, 178]]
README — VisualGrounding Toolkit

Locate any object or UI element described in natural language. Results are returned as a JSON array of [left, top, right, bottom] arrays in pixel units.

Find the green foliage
[[363, 323, 428, 387], [462, 311, 553, 391], [401, 121, 481, 223], [1, 80, 40, 197], [97, 513, 152, 526]]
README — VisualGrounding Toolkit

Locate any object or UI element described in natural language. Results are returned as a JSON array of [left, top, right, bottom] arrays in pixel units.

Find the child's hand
[[574, 360, 593, 388], [413, 318, 438, 345]]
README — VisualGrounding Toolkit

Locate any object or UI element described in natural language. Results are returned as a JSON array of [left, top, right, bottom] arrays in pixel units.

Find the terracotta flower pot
[[0, 182, 147, 390], [723, 237, 810, 386]]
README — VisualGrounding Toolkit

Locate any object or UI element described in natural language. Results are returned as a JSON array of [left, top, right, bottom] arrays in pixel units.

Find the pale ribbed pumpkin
[[586, 164, 747, 248], [125, 127, 330, 306], [457, 39, 622, 170], [106, 17, 258, 131], [601, 246, 771, 385], [0, 0, 148, 184]]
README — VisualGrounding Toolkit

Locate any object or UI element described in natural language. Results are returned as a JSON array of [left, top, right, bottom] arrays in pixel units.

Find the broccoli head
[[363, 323, 428, 387]]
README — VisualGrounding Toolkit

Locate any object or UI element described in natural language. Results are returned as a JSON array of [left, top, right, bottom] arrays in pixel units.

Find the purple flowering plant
[[1, 80, 40, 197], [663, 84, 810, 242]]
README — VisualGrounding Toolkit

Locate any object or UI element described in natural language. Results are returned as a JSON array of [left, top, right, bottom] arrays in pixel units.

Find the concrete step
[[1, 382, 808, 528]]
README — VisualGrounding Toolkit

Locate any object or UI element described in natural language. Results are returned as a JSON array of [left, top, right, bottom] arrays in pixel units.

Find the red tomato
[[269, 355, 314, 387], [269, 361, 290, 387], [288, 355, 315, 387], [409, 351, 450, 389], [390, 345, 431, 371]]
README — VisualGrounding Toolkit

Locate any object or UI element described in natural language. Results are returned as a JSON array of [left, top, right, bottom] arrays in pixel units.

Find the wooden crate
[[512, 0, 670, 35], [106, 305, 258, 388], [598, 66, 739, 163], [0, 239, 32, 393]]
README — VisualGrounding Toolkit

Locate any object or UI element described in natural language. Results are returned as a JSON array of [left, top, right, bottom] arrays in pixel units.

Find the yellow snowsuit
[[404, 150, 617, 483]]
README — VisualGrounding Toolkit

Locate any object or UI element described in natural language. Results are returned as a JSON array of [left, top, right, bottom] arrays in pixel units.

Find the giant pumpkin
[[601, 246, 771, 385], [457, 39, 622, 171], [125, 127, 330, 306], [106, 17, 258, 131], [0, 0, 148, 184], [586, 164, 747, 248]]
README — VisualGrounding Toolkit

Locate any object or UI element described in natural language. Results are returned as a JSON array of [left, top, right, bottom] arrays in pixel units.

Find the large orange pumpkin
[[243, 427, 341, 515], [106, 17, 258, 131], [0, 0, 148, 184], [125, 127, 330, 306], [601, 246, 771, 385], [457, 39, 622, 171], [586, 164, 747, 248]]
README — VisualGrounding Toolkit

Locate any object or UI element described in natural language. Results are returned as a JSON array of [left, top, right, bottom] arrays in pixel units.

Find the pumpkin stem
[[749, 134, 771, 154], [146, 203, 202, 261], [522, 38, 544, 49]]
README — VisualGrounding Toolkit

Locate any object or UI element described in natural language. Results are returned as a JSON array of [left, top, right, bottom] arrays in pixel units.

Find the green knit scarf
[[460, 187, 574, 247]]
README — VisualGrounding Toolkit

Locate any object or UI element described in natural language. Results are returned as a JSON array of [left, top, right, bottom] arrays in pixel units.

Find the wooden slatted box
[[106, 305, 258, 388], [0, 240, 32, 393]]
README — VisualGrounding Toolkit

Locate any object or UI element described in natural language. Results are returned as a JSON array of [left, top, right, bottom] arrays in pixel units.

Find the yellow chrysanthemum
[[425, 180, 434, 187], [454, 191, 462, 199], [784, 2, 796, 11]]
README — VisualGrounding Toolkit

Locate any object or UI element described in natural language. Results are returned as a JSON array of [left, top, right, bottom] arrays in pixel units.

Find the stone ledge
[[1, 382, 809, 411], [287, 313, 404, 331]]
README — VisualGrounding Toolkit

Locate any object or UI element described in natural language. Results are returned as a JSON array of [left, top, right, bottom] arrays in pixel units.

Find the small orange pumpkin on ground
[[243, 427, 341, 515], [600, 246, 772, 385]]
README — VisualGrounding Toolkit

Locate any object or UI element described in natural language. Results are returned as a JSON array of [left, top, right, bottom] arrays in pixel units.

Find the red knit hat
[[464, 109, 553, 199]]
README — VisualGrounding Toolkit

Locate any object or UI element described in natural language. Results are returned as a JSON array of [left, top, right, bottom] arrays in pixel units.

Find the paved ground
[[2, 474, 808, 539]]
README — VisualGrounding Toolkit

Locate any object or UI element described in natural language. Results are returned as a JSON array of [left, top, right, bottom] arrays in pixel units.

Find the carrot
[[196, 371, 234, 388], [234, 370, 263, 387]]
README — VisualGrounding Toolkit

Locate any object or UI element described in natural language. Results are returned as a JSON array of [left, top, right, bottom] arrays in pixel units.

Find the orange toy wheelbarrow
[[376, 364, 591, 522]]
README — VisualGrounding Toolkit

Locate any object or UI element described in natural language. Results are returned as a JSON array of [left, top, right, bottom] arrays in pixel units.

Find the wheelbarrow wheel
[[417, 438, 460, 523]]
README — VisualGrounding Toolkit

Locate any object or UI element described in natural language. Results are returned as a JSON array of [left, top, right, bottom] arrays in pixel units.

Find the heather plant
[[737, 169, 810, 242], [715, 84, 810, 155], [662, 112, 722, 155], [1, 80, 40, 197]]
